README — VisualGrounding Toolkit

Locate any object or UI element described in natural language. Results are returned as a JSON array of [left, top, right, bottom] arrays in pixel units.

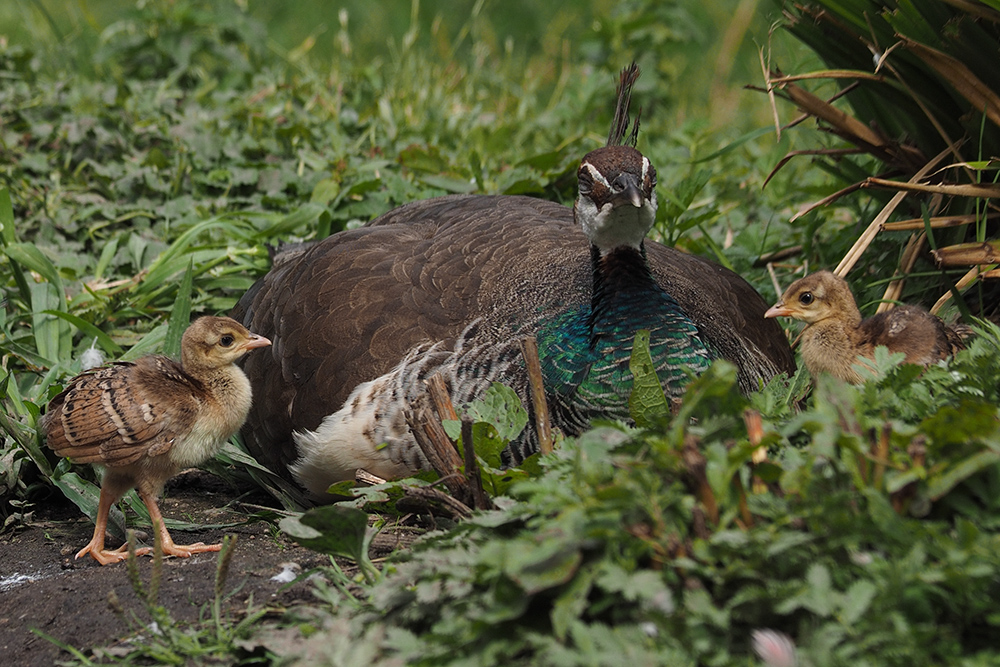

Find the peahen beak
[[610, 173, 644, 208]]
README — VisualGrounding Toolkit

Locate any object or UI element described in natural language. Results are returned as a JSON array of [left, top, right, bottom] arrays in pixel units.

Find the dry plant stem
[[402, 486, 472, 520], [745, 409, 768, 494], [938, 0, 1000, 21], [770, 70, 884, 84], [865, 176, 1000, 199], [519, 336, 554, 455], [766, 262, 783, 304], [683, 435, 719, 525], [756, 245, 803, 266], [933, 241, 1000, 265], [405, 397, 470, 501], [780, 80, 908, 163], [872, 424, 891, 491], [733, 475, 755, 529], [355, 469, 387, 486], [835, 144, 955, 277], [790, 181, 865, 222], [876, 232, 926, 314], [426, 374, 458, 421], [882, 212, 998, 231], [461, 415, 492, 511], [763, 148, 861, 190], [759, 46, 781, 140]]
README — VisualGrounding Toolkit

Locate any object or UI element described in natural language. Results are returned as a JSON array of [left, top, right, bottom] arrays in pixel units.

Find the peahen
[[232, 64, 795, 498]]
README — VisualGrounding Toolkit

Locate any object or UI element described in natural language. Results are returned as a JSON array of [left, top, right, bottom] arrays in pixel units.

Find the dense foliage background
[[1, 0, 999, 664]]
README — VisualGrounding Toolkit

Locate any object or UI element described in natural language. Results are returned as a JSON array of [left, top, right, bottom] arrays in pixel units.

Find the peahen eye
[[220, 334, 235, 347], [799, 292, 814, 305]]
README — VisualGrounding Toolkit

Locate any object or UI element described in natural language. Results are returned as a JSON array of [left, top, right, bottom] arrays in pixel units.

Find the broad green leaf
[[6, 243, 65, 300], [259, 203, 328, 239], [920, 399, 999, 448], [164, 259, 194, 359], [504, 539, 582, 595], [120, 324, 168, 361], [280, 504, 376, 580], [0, 188, 13, 245], [31, 283, 72, 364], [41, 310, 123, 357], [51, 470, 128, 540], [551, 563, 596, 640], [93, 237, 120, 280]]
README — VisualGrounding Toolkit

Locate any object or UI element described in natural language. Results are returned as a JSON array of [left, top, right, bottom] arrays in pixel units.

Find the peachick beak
[[763, 303, 791, 319], [243, 334, 272, 350]]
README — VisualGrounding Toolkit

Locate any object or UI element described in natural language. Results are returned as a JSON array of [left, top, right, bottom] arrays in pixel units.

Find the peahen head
[[574, 61, 658, 255], [574, 145, 657, 254]]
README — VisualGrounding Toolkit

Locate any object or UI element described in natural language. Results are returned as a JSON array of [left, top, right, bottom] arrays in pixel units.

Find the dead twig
[[398, 486, 473, 521], [682, 435, 718, 526], [426, 374, 458, 421], [519, 336, 554, 454], [462, 415, 493, 511], [406, 396, 469, 503]]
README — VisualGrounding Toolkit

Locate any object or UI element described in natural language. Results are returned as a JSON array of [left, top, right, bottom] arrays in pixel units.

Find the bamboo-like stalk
[[876, 232, 926, 314], [834, 144, 955, 278], [929, 265, 996, 314], [864, 177, 1000, 199], [932, 241, 1000, 266], [882, 212, 994, 231]]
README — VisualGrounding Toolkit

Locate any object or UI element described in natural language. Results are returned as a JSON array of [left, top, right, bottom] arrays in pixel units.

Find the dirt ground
[[0, 470, 414, 667]]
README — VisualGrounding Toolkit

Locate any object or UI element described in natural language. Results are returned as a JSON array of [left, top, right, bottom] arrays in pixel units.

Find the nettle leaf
[[920, 399, 999, 449], [628, 329, 670, 428], [551, 571, 596, 641], [279, 504, 376, 579], [840, 579, 877, 625], [443, 383, 529, 469], [464, 383, 529, 443], [504, 538, 583, 595], [928, 450, 1000, 502], [777, 563, 835, 617]]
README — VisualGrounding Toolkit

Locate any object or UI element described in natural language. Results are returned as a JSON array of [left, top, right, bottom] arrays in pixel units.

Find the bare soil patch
[[0, 470, 413, 666]]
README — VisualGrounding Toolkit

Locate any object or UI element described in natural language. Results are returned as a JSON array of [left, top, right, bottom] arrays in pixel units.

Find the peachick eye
[[220, 335, 234, 347], [799, 293, 814, 305]]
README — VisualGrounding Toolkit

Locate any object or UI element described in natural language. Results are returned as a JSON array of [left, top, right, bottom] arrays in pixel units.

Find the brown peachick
[[764, 271, 965, 383], [40, 316, 271, 565]]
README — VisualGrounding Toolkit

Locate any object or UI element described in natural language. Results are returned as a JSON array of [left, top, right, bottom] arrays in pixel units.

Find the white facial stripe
[[583, 162, 612, 189], [641, 156, 649, 184]]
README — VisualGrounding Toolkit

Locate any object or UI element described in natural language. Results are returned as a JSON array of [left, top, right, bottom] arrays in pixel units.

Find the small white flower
[[752, 629, 797, 667], [270, 562, 301, 583], [850, 550, 874, 566]]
